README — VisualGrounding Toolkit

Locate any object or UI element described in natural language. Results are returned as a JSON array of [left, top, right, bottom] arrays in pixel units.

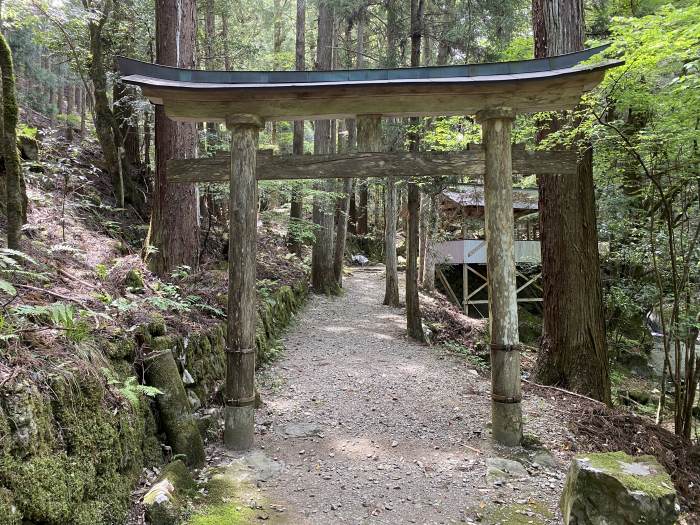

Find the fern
[[102, 368, 163, 407]]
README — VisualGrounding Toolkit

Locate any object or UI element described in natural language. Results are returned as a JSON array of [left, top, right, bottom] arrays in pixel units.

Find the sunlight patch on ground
[[265, 397, 302, 413]]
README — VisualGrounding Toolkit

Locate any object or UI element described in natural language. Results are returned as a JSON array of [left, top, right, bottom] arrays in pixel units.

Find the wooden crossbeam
[[436, 268, 461, 307], [167, 147, 576, 183]]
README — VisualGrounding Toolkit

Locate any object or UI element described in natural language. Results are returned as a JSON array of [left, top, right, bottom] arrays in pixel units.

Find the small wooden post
[[462, 208, 469, 315], [224, 114, 263, 450], [476, 108, 522, 447]]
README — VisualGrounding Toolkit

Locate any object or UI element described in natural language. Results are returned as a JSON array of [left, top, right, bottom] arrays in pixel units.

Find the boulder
[[561, 451, 678, 525], [18, 135, 39, 161], [485, 457, 528, 483]]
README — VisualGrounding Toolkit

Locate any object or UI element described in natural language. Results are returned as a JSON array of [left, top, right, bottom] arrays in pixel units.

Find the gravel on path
[[254, 268, 577, 524]]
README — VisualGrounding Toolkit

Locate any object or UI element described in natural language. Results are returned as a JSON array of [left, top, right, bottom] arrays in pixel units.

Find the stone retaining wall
[[0, 280, 308, 524]]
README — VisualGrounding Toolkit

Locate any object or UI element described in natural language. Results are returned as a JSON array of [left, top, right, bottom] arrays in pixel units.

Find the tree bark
[[532, 0, 610, 404], [150, 0, 200, 276], [421, 192, 438, 291], [0, 34, 25, 249], [84, 0, 122, 206], [221, 6, 231, 70], [310, 0, 338, 295], [204, 0, 218, 152], [354, 9, 369, 236], [383, 0, 401, 307], [419, 192, 428, 283], [384, 174, 400, 306], [288, 0, 306, 257], [406, 0, 425, 342]]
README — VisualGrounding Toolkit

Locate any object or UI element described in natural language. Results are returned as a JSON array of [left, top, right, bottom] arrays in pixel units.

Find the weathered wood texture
[[167, 148, 575, 183], [479, 110, 522, 447], [137, 70, 609, 122], [224, 122, 260, 450]]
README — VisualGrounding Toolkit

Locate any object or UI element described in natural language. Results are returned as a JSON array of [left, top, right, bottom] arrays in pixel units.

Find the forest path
[[253, 268, 571, 524]]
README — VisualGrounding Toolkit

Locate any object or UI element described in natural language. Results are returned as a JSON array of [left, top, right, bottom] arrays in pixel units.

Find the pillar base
[[224, 405, 255, 450], [492, 400, 523, 446]]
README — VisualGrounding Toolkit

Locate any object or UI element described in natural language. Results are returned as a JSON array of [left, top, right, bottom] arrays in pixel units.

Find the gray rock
[[561, 451, 678, 525], [283, 422, 323, 438], [222, 450, 284, 483], [18, 136, 39, 161], [485, 457, 528, 482], [182, 369, 195, 386], [187, 390, 201, 411], [531, 449, 559, 469]]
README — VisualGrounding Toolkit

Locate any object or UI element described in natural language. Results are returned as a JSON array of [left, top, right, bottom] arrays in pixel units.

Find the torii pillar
[[476, 108, 522, 446], [224, 114, 263, 449]]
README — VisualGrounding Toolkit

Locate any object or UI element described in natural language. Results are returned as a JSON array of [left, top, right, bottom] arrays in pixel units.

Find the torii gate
[[118, 46, 620, 450]]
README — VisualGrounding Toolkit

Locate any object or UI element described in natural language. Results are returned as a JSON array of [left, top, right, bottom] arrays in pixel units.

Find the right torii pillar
[[476, 108, 522, 446]]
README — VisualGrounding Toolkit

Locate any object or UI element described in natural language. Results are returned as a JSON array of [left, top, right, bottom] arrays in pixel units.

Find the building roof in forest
[[117, 46, 621, 122], [442, 186, 539, 211]]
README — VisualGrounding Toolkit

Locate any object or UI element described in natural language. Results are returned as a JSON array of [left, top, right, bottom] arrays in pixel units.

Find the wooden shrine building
[[118, 46, 621, 449], [435, 183, 543, 317]]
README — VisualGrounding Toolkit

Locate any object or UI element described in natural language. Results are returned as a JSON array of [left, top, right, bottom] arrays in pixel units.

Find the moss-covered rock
[[561, 451, 678, 525], [124, 268, 145, 291], [143, 349, 205, 468], [143, 459, 196, 525], [0, 379, 54, 458]]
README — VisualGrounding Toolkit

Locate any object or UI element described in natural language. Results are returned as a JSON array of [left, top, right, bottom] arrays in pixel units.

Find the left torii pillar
[[224, 114, 263, 450]]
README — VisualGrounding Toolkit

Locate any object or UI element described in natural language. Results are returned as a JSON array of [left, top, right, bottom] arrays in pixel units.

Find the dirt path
[[253, 268, 574, 524]]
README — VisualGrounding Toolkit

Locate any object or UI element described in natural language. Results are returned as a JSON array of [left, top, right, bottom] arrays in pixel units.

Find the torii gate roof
[[118, 46, 620, 123]]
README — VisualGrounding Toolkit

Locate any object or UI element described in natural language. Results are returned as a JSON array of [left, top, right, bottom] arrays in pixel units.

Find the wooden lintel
[[167, 147, 576, 184]]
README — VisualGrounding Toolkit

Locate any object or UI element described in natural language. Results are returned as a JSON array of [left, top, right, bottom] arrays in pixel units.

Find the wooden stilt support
[[462, 210, 469, 315], [224, 114, 263, 450], [462, 264, 469, 315], [476, 108, 522, 447]]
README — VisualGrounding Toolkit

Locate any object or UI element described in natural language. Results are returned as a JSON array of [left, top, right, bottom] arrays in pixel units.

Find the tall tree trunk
[[288, 0, 306, 257], [150, 0, 199, 276], [354, 9, 369, 236], [406, 0, 425, 341], [383, 0, 400, 306], [143, 109, 151, 176], [0, 34, 25, 249], [204, 0, 218, 152], [422, 192, 438, 291], [65, 84, 74, 141], [310, 0, 338, 294], [419, 192, 428, 283], [271, 0, 285, 146], [221, 7, 231, 70], [333, 15, 357, 285], [333, 123, 352, 285], [80, 87, 86, 135], [84, 1, 122, 206], [532, 0, 610, 404]]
